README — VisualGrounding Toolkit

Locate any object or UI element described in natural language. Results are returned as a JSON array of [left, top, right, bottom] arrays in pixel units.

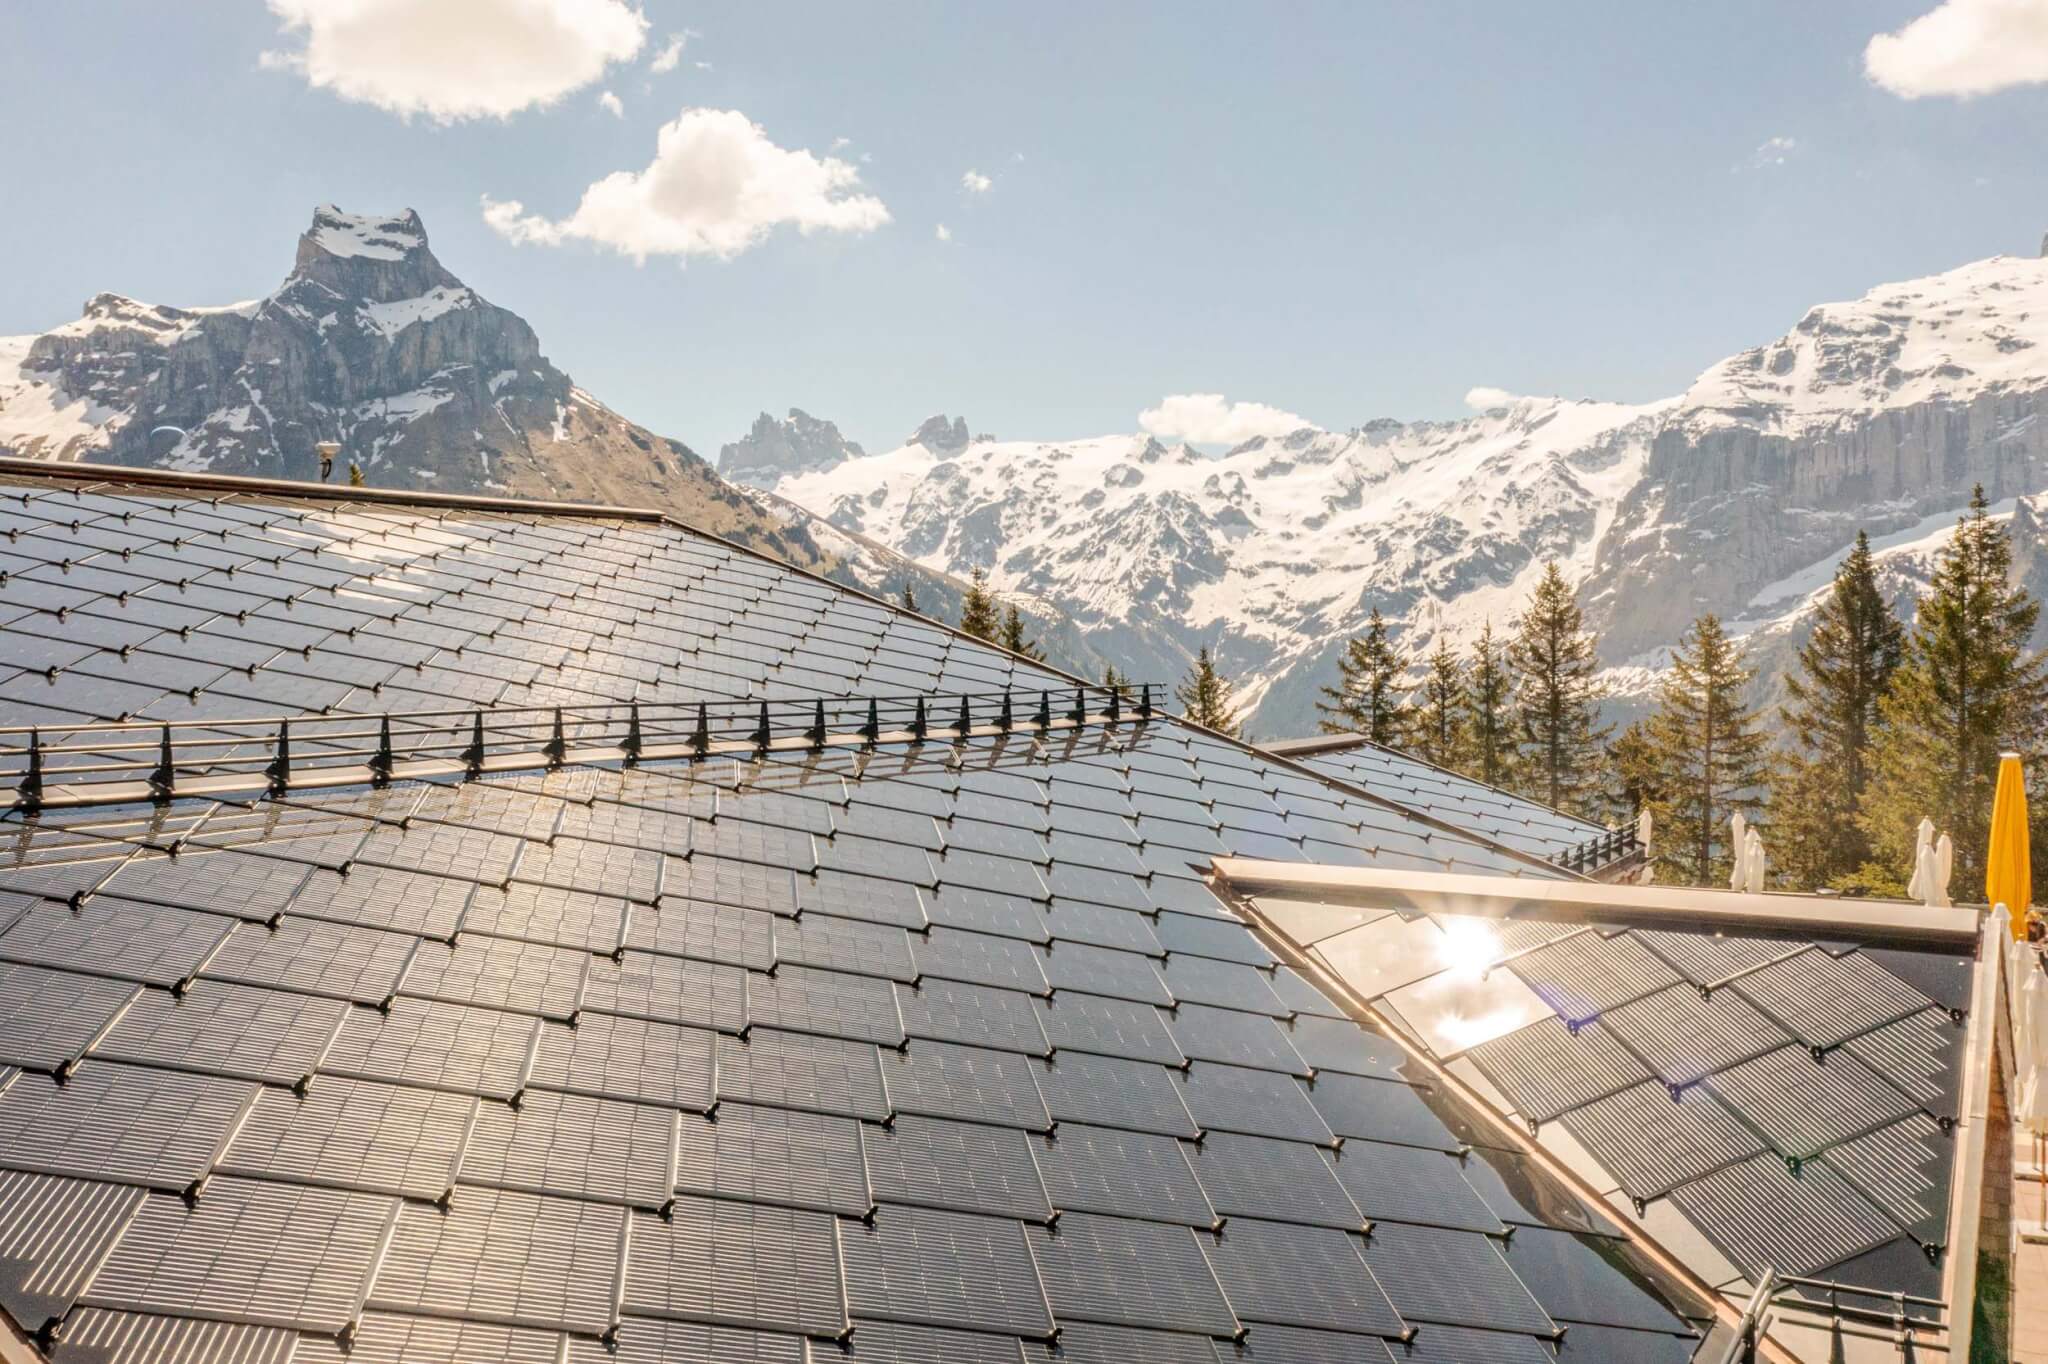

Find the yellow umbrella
[[1986, 751, 2031, 939]]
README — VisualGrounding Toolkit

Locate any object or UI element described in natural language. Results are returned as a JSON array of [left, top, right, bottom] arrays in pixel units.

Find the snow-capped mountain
[[772, 244, 2048, 737], [718, 408, 866, 489]]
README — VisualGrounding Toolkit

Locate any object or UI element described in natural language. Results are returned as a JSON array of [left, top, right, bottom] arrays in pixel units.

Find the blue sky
[[3, 2, 2046, 455]]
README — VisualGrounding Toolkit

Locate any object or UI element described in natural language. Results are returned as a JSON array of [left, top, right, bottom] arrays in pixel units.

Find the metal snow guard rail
[[1, 683, 1163, 811], [1550, 823, 1643, 874]]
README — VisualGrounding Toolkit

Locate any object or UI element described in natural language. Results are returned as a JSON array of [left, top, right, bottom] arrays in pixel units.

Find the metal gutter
[[1211, 859, 1983, 950]]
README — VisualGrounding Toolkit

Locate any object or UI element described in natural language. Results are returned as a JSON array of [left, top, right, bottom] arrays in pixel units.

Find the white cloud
[[935, 223, 952, 242], [831, 136, 852, 151], [649, 30, 695, 74], [1866, 0, 2048, 98], [1744, 134, 1798, 169], [482, 107, 891, 262], [262, 0, 646, 122], [1138, 394, 1315, 445], [961, 169, 993, 194], [597, 89, 623, 118], [1462, 386, 1523, 411]]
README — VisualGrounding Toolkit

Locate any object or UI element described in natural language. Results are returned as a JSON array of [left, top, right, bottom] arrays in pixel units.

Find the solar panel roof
[[0, 465, 1722, 1363]]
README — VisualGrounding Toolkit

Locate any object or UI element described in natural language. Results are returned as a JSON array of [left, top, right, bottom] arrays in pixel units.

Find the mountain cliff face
[[717, 408, 865, 489], [769, 246, 2048, 737], [0, 205, 831, 568]]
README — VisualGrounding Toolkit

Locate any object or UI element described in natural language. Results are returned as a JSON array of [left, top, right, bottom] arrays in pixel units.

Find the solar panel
[[771, 916, 915, 983], [1187, 1132, 1362, 1230], [96, 981, 347, 1088], [460, 1088, 679, 1210], [1467, 1018, 1650, 1125], [748, 964, 905, 1046], [1355, 1221, 1553, 1335], [882, 1039, 1051, 1131], [912, 927, 1050, 995], [399, 935, 590, 1021], [715, 1028, 888, 1120], [592, 1316, 805, 1364], [84, 1177, 396, 1335], [321, 997, 539, 1102], [581, 952, 748, 1035], [1199, 1216, 1404, 1338], [1326, 1141, 1504, 1235], [896, 978, 1048, 1055], [864, 1115, 1052, 1222], [201, 916, 420, 1006], [1180, 1063, 1333, 1145], [672, 1103, 871, 1218], [218, 1076, 476, 1202], [1038, 942, 1171, 1005], [1499, 1225, 1693, 1335], [1027, 1212, 1237, 1336], [1165, 1004, 1310, 1075], [1037, 992, 1184, 1065], [1038, 1053, 1198, 1138], [370, 1187, 623, 1335], [841, 1205, 1052, 1338], [1703, 1045, 1915, 1161], [527, 1012, 714, 1111]]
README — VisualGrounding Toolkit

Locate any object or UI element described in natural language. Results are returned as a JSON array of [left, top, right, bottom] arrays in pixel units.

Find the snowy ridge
[[307, 205, 426, 261], [773, 247, 2048, 733]]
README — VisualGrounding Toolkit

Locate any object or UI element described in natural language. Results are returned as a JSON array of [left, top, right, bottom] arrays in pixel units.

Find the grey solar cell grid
[[1037, 942, 1170, 1006], [1666, 1153, 1898, 1278], [1037, 991, 1184, 1066], [0, 896, 235, 990], [1554, 1081, 1763, 1203], [715, 1028, 889, 1120], [1042, 898, 1162, 955], [623, 895, 776, 972], [218, 1076, 478, 1203], [1498, 1225, 1694, 1336], [799, 869, 931, 930], [321, 996, 540, 1102], [461, 883, 630, 956], [864, 1114, 1052, 1223], [83, 1176, 398, 1335], [460, 1088, 680, 1211], [200, 916, 421, 1007], [896, 978, 1048, 1056], [1200, 1216, 1403, 1339], [1180, 1063, 1334, 1145], [1601, 984, 1790, 1092], [582, 951, 749, 1035], [370, 1187, 624, 1336], [1730, 948, 1933, 1052], [1037, 1052, 1198, 1138], [1703, 1044, 1917, 1162], [1305, 1073, 1452, 1152], [882, 1039, 1051, 1131], [527, 1010, 715, 1112], [1160, 957, 1290, 1018], [673, 1102, 872, 1217], [0, 1061, 252, 1195], [1025, 1212, 1235, 1337], [772, 916, 915, 983], [1164, 1004, 1310, 1075], [912, 927, 1050, 996], [1467, 1018, 1650, 1125], [1356, 1221, 1554, 1336], [1030, 1123, 1216, 1229], [286, 864, 473, 941], [1325, 1140, 1505, 1236], [629, 1198, 847, 1338], [751, 964, 905, 1046], [94, 980, 347, 1089], [399, 935, 590, 1021], [97, 848, 312, 925], [661, 854, 801, 919], [1154, 911, 1275, 967], [1507, 932, 1679, 1026], [1188, 1132, 1363, 1230]]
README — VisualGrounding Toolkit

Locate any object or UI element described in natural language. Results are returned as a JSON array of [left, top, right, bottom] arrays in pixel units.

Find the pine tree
[[1409, 637, 1465, 769], [1639, 614, 1768, 884], [900, 582, 919, 613], [1769, 532, 1905, 889], [1608, 718, 1660, 824], [1317, 609, 1410, 743], [1175, 647, 1242, 737], [1102, 663, 1132, 700], [1508, 563, 1611, 817], [1857, 487, 2048, 893], [958, 568, 1000, 643], [998, 603, 1045, 661], [1462, 621, 1515, 789], [346, 461, 365, 487]]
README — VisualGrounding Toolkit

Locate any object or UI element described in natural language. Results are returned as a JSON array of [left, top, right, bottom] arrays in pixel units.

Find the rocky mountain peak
[[909, 414, 970, 454], [717, 408, 866, 489], [293, 205, 459, 303]]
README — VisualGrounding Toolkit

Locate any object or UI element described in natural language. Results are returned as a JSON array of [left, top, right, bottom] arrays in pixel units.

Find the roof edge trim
[[1939, 907, 2012, 1363], [1211, 859, 1984, 949]]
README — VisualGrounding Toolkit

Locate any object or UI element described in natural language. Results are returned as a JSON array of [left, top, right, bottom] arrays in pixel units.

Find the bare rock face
[[908, 414, 970, 454], [718, 408, 865, 489], [0, 205, 829, 571]]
